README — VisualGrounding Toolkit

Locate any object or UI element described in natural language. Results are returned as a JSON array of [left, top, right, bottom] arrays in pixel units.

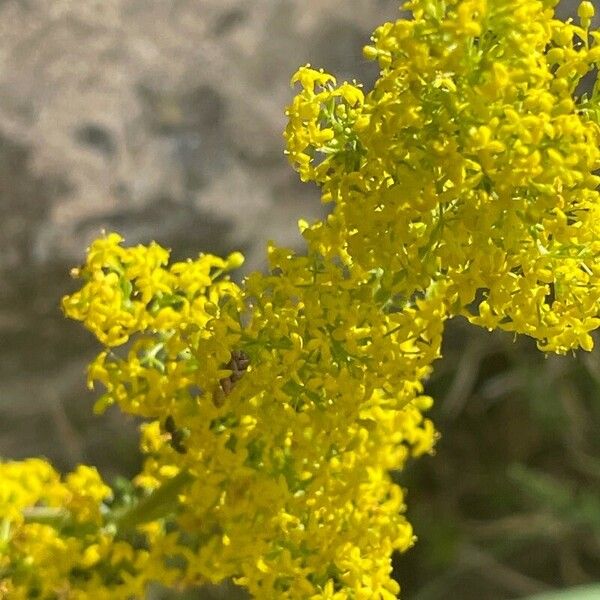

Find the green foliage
[[395, 320, 600, 599]]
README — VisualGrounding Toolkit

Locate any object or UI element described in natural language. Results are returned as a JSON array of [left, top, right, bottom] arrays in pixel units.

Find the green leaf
[[112, 470, 194, 532], [523, 585, 600, 600]]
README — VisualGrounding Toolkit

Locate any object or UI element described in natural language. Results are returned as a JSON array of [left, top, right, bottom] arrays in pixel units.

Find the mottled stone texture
[[0, 0, 400, 474]]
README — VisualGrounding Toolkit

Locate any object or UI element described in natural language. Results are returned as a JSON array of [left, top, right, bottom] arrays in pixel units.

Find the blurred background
[[0, 1, 598, 598]]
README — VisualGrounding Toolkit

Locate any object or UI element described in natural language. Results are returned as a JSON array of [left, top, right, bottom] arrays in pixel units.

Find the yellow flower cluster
[[286, 0, 600, 354], [3, 225, 444, 598], [0, 460, 152, 599], [2, 1, 600, 598], [69, 232, 441, 597]]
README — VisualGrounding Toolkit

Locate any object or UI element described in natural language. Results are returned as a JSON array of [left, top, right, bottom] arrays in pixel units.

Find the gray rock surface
[[0, 0, 399, 475]]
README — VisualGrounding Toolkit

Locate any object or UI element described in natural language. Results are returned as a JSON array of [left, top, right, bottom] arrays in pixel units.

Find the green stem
[[23, 506, 71, 528], [1, 518, 11, 542]]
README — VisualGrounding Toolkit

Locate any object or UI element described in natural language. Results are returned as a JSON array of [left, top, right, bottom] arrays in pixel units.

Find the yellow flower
[[5, 1, 600, 598]]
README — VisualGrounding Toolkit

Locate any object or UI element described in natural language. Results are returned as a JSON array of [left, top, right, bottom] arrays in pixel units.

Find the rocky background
[[1, 1, 598, 599]]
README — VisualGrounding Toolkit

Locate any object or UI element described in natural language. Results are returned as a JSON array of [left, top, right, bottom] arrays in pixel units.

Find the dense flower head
[[3, 1, 600, 599], [285, 0, 600, 354], [0, 460, 152, 599], [57, 230, 443, 598]]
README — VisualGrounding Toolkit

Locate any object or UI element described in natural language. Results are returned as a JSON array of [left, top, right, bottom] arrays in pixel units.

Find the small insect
[[213, 349, 250, 407], [162, 415, 189, 454], [164, 415, 176, 435]]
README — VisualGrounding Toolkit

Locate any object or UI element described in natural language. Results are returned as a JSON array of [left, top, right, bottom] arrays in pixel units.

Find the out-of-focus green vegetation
[[526, 585, 600, 600], [394, 318, 600, 599]]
